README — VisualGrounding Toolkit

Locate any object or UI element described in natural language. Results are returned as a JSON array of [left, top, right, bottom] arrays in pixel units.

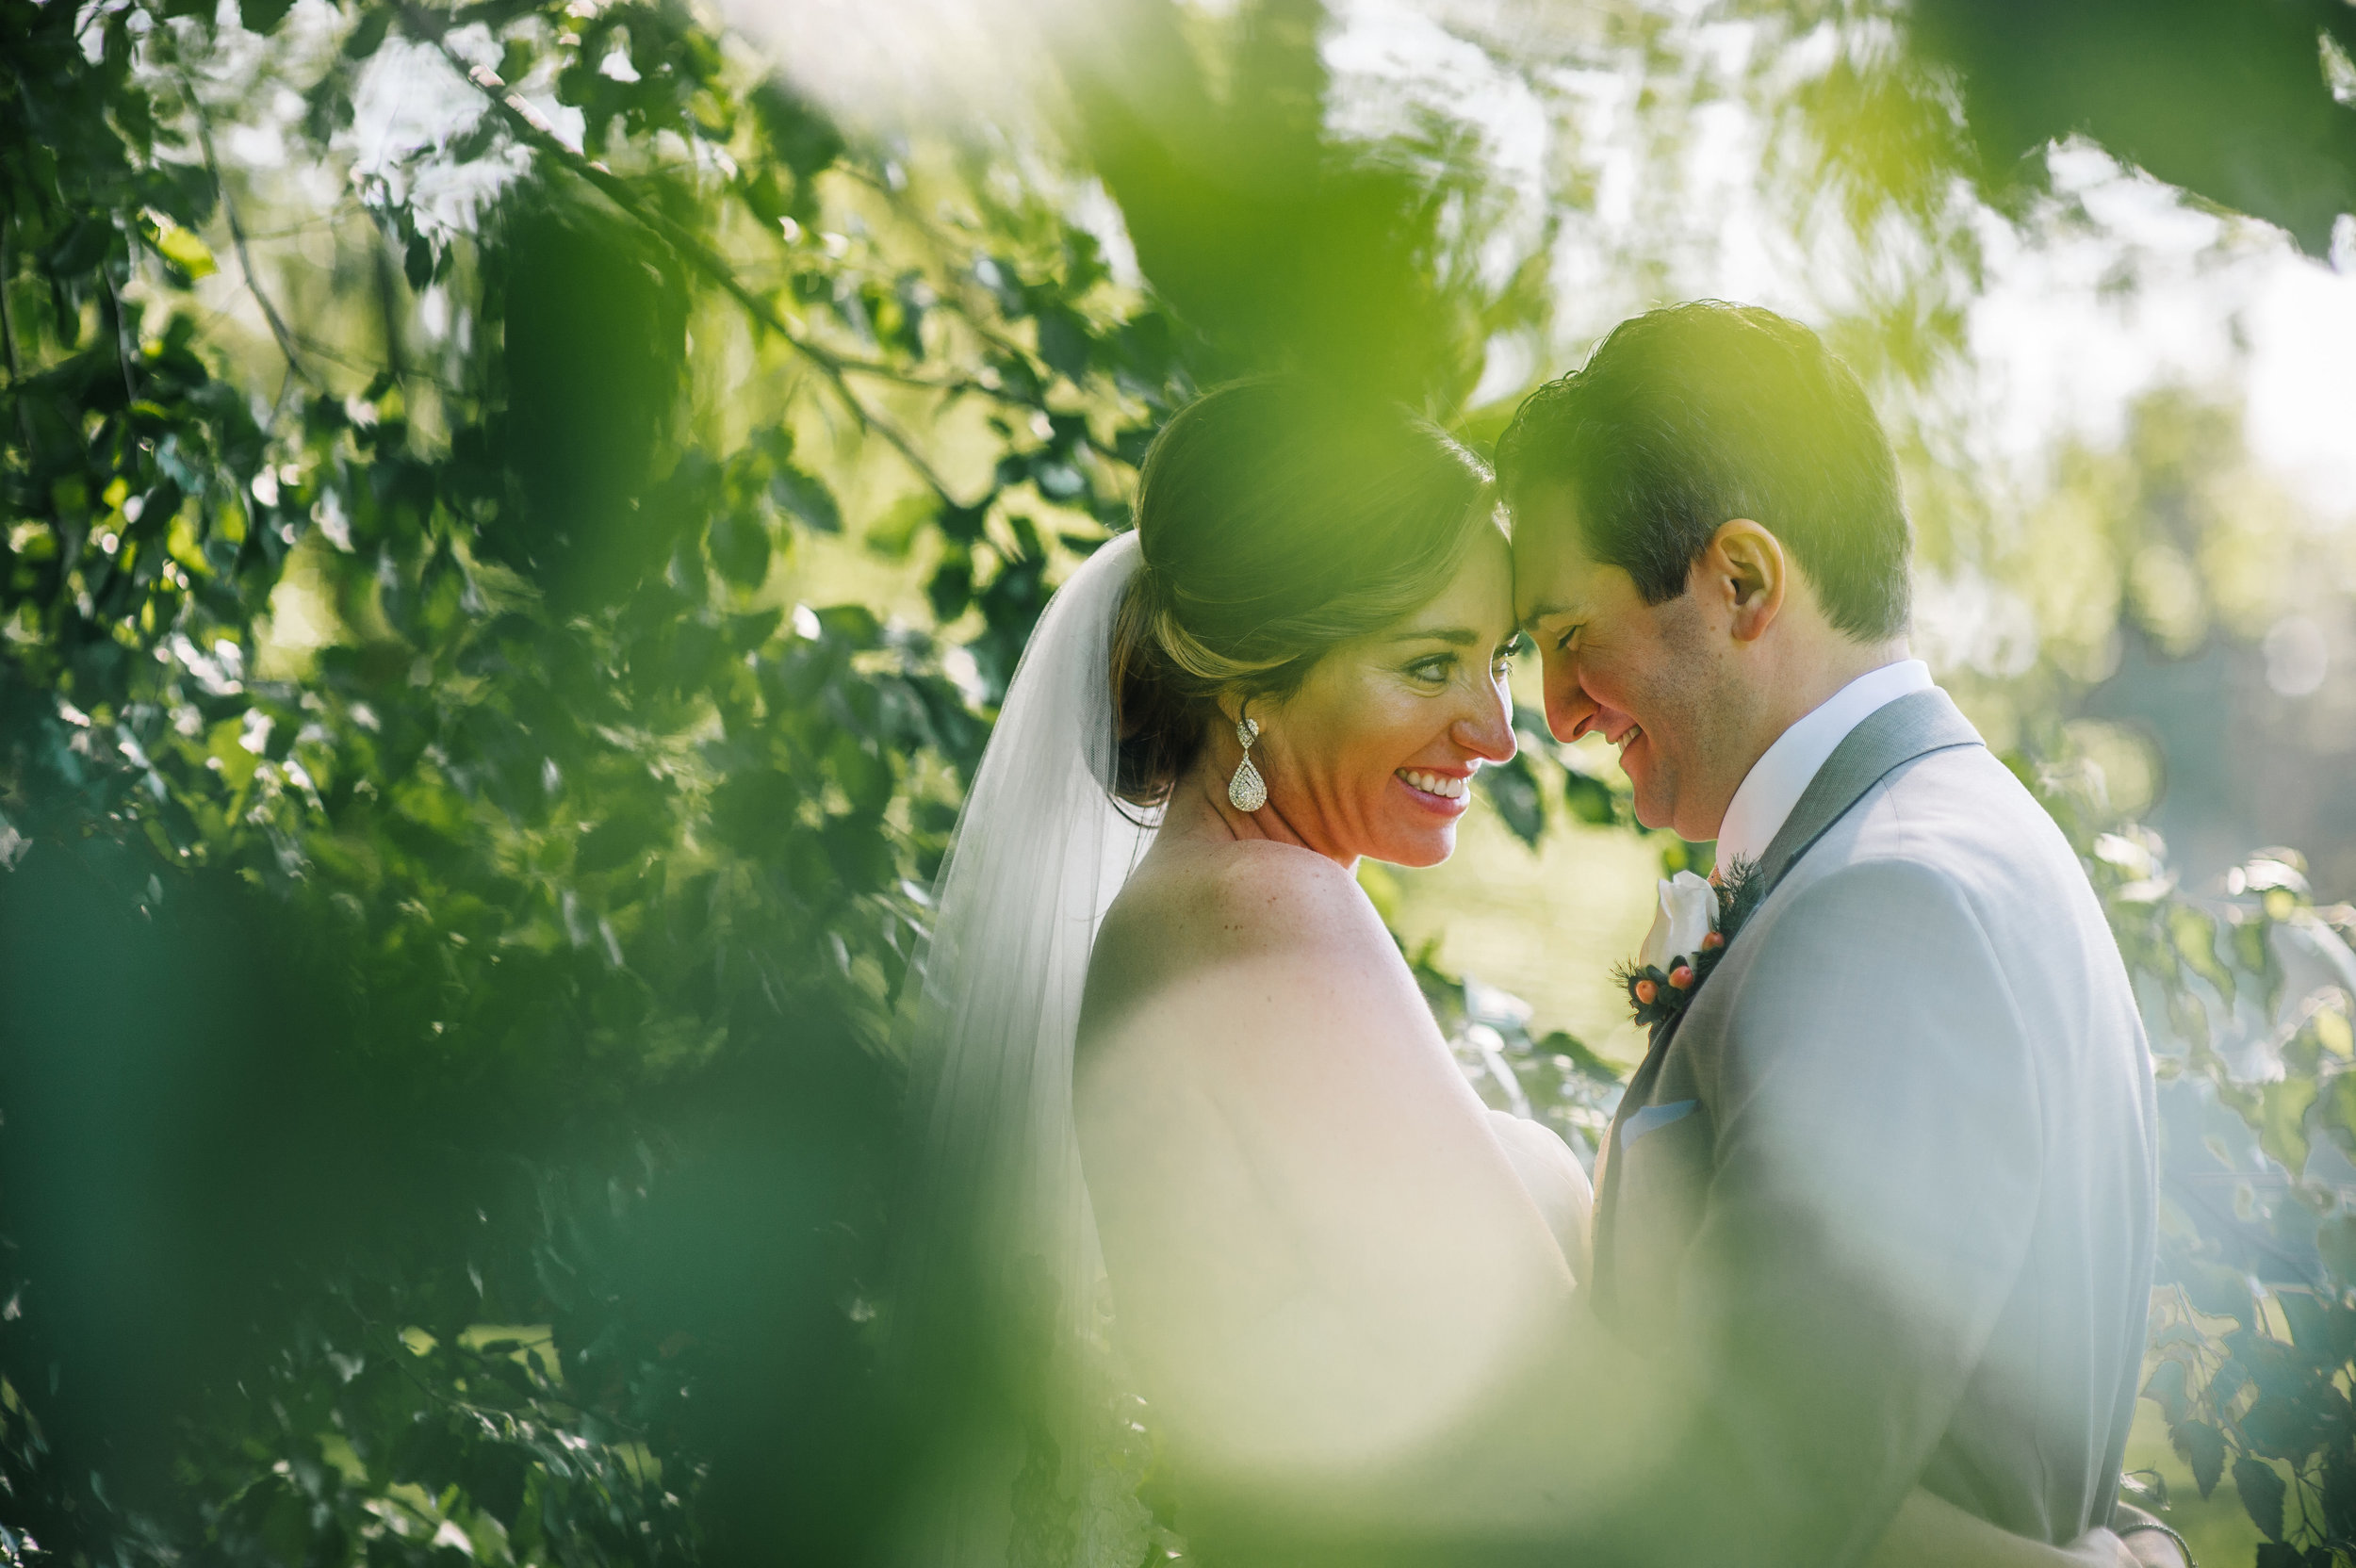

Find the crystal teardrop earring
[[1227, 716, 1267, 812]]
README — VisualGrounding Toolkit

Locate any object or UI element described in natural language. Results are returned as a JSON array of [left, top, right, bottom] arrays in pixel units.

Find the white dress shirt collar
[[1712, 659, 1935, 869]]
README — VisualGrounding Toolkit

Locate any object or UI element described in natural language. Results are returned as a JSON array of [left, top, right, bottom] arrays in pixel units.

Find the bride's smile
[[1394, 767, 1470, 806]]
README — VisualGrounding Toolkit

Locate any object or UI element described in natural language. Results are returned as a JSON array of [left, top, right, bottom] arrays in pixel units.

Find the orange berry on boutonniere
[[1634, 978, 1659, 1005], [1668, 965, 1694, 989], [1702, 931, 1725, 951]]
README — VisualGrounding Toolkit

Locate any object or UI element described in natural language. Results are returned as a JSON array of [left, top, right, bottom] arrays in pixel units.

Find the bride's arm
[[1485, 1110, 1592, 1283], [1870, 1491, 2151, 1568]]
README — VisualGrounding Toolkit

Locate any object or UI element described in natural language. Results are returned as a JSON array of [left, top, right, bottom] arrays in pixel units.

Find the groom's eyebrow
[[1519, 601, 1572, 634]]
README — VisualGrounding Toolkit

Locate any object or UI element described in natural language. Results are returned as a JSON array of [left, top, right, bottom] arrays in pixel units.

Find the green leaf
[[1035, 305, 1092, 382], [2142, 1357, 2191, 1425], [2234, 1454, 2287, 1540], [2318, 1213, 2356, 1287], [826, 733, 891, 818], [2257, 1073, 2318, 1175], [148, 220, 217, 282], [773, 465, 841, 534], [1478, 753, 1546, 847], [2242, 1388, 2329, 1460], [927, 552, 973, 621], [821, 814, 893, 891], [575, 812, 665, 875], [2173, 1419, 2227, 1496], [1562, 769, 1618, 826], [864, 493, 934, 561], [814, 604, 882, 648], [2279, 1289, 2334, 1358], [2170, 904, 2235, 1009], [340, 5, 391, 59], [706, 769, 798, 856], [707, 508, 772, 588]]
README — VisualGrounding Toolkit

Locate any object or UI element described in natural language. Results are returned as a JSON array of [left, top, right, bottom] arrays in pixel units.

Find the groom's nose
[[1543, 657, 1598, 744]]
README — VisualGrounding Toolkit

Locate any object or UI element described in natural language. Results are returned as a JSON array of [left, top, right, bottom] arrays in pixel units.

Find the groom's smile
[[1512, 496, 1722, 838]]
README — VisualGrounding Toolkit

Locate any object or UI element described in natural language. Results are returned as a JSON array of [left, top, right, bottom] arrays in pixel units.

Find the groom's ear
[[1700, 518, 1787, 644]]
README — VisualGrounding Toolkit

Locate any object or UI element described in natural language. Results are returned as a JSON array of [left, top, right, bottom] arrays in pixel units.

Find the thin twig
[[433, 41, 961, 504], [181, 72, 321, 390]]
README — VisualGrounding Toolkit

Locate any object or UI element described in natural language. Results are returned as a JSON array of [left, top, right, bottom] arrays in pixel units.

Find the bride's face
[[1251, 530, 1520, 868]]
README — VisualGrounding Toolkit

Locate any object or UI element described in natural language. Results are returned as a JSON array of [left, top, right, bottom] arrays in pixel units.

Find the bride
[[891, 380, 2157, 1568]]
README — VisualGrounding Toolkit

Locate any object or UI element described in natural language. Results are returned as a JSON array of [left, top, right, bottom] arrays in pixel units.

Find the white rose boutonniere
[[1638, 871, 1717, 974], [1618, 859, 1763, 1035]]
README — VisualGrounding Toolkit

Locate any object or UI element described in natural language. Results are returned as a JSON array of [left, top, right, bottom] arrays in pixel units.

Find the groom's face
[[1512, 495, 1727, 839]]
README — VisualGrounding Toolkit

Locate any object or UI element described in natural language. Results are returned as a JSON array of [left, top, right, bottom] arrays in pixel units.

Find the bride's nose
[[1452, 686, 1516, 764]]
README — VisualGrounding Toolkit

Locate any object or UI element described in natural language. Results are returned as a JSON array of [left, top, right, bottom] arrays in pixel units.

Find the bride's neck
[[1162, 762, 1350, 868]]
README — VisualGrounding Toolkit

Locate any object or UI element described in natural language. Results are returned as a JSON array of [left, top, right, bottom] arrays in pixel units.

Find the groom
[[1497, 303, 2165, 1567]]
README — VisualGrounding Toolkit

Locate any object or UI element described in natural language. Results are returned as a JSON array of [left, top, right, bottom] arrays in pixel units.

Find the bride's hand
[[1875, 1491, 2183, 1568], [2059, 1527, 2138, 1568], [2066, 1523, 2191, 1568]]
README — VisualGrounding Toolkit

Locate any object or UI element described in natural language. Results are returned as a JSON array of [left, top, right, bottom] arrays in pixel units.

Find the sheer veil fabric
[[891, 531, 1160, 1567]]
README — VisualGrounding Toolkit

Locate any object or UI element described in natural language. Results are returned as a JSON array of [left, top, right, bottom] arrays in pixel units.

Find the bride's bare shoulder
[[1108, 839, 1383, 960], [1081, 841, 1396, 1039]]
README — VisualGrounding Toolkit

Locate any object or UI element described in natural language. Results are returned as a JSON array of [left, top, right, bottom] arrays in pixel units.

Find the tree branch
[[831, 165, 1149, 467], [434, 41, 962, 505], [180, 72, 322, 392]]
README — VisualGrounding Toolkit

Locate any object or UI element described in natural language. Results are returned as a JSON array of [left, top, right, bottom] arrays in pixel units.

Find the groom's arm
[[1620, 858, 2044, 1568]]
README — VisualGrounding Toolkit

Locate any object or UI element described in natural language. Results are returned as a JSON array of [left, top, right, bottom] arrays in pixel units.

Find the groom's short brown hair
[[1497, 302, 1911, 642]]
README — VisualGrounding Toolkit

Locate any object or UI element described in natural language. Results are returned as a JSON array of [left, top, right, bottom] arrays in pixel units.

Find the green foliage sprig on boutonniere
[[1615, 857, 1767, 1035]]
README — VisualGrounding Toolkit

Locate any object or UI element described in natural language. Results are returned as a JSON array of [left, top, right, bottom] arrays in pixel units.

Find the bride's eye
[[1406, 654, 1454, 684]]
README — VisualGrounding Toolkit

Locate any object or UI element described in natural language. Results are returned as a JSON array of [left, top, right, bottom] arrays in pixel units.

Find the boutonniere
[[1616, 858, 1765, 1032]]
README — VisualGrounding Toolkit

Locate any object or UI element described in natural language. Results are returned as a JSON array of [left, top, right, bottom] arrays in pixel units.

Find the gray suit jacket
[[1590, 690, 2156, 1567]]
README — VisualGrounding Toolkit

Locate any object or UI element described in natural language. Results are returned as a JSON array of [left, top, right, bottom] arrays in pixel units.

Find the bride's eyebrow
[[1387, 627, 1479, 645]]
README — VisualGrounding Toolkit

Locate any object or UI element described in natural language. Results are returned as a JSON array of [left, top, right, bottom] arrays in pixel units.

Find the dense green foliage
[[0, 0, 1196, 1557], [2035, 772, 2356, 1566]]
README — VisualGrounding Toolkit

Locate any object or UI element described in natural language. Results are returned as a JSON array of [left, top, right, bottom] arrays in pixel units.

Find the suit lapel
[[1751, 687, 1983, 892], [1588, 688, 1984, 1328]]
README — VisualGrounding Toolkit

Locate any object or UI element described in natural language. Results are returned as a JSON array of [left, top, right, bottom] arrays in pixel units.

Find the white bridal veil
[[892, 530, 1158, 1565]]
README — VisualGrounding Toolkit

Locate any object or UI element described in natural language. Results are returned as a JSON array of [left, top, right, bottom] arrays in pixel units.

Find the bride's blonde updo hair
[[1108, 378, 1499, 806]]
